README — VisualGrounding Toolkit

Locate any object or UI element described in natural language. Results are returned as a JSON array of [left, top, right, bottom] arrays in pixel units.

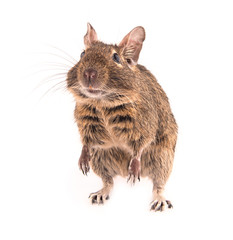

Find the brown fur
[[67, 24, 178, 211]]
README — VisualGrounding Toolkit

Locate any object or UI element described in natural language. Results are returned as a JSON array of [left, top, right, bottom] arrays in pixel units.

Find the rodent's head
[[67, 23, 145, 104]]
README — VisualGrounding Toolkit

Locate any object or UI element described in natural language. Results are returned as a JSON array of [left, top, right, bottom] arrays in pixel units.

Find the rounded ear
[[84, 23, 98, 48], [118, 26, 145, 65]]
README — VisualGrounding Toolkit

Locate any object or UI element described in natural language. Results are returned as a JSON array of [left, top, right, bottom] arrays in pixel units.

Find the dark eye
[[112, 53, 121, 64], [80, 50, 85, 58]]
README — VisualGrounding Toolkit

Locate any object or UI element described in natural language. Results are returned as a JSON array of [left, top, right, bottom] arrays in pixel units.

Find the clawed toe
[[150, 200, 173, 212], [80, 161, 90, 175], [78, 145, 90, 175], [165, 200, 173, 209], [89, 192, 110, 205], [127, 158, 141, 185], [127, 173, 140, 185]]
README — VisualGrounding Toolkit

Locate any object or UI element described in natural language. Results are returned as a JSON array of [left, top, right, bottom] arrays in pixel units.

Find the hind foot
[[150, 196, 173, 212], [89, 188, 111, 205]]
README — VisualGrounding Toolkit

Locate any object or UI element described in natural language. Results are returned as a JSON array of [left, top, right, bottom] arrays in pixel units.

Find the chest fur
[[75, 103, 137, 149]]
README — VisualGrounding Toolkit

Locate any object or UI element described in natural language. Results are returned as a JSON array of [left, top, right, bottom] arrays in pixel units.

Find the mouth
[[82, 88, 106, 98], [86, 89, 102, 94]]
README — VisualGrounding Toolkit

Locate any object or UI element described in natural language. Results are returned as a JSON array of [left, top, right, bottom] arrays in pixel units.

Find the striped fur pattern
[[67, 24, 178, 211]]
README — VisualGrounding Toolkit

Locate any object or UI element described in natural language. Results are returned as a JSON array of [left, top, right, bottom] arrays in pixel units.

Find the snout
[[82, 68, 99, 89]]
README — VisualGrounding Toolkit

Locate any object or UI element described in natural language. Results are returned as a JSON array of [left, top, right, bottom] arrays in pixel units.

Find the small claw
[[160, 202, 165, 211], [128, 158, 141, 184], [89, 192, 110, 205], [150, 201, 159, 211], [78, 145, 91, 175], [127, 174, 131, 183], [91, 195, 97, 204], [98, 196, 104, 204], [166, 200, 173, 209], [80, 165, 84, 175], [133, 176, 136, 184], [150, 199, 173, 212], [79, 162, 90, 175], [87, 165, 90, 173], [127, 174, 141, 184]]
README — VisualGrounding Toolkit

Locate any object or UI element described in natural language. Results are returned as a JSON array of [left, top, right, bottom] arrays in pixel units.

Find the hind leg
[[89, 148, 125, 204], [89, 175, 113, 204], [150, 185, 173, 211], [142, 142, 175, 212], [150, 146, 174, 211]]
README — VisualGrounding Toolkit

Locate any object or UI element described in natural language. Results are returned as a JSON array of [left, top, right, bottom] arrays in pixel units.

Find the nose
[[83, 68, 98, 87]]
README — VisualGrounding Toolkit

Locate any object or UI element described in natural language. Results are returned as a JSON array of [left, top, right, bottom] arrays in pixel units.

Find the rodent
[[66, 23, 178, 212]]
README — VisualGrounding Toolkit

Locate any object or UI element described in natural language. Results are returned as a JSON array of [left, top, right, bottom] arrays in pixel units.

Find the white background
[[1, 0, 233, 239]]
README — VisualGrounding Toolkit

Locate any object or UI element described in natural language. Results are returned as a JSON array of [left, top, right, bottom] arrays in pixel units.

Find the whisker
[[41, 74, 67, 84], [33, 73, 67, 92], [30, 61, 71, 70], [37, 52, 76, 66], [30, 70, 69, 78], [39, 80, 67, 101], [36, 66, 69, 72], [36, 72, 67, 85], [45, 44, 78, 64], [29, 44, 78, 104]]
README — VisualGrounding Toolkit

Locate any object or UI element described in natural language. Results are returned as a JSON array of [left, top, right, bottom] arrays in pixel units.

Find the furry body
[[67, 24, 177, 211]]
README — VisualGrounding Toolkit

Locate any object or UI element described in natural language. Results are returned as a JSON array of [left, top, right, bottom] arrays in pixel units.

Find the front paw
[[127, 158, 141, 184], [78, 145, 90, 175]]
